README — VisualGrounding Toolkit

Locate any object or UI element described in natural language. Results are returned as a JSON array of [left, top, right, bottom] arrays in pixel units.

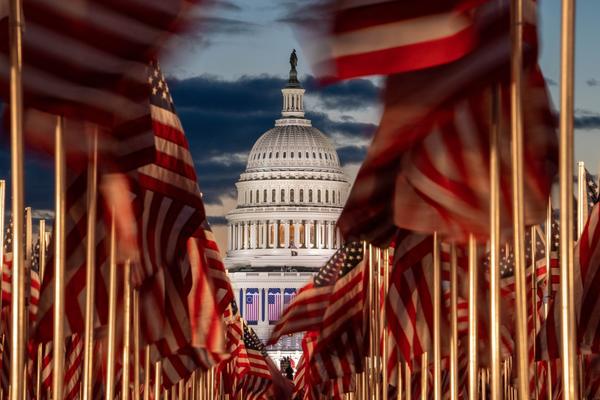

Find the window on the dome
[[318, 190, 321, 203], [264, 190, 267, 202], [313, 152, 316, 158], [281, 189, 285, 202], [332, 191, 336, 204], [283, 152, 286, 158], [290, 189, 294, 202], [319, 153, 322, 159], [272, 189, 276, 202], [269, 152, 272, 158], [306, 152, 309, 158], [309, 190, 313, 202], [250, 191, 253, 203], [276, 152, 279, 158], [256, 190, 259, 203], [325, 190, 329, 203], [298, 152, 301, 158], [290, 152, 294, 158], [300, 189, 304, 202]]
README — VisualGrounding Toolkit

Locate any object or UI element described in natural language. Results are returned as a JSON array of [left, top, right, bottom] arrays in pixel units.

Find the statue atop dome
[[290, 49, 298, 70], [287, 49, 301, 88]]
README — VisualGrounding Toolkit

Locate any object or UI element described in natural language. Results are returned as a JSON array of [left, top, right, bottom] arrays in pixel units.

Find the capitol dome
[[224, 53, 350, 269]]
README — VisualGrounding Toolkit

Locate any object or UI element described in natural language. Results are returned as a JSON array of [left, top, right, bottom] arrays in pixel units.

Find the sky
[[0, 1, 599, 251]]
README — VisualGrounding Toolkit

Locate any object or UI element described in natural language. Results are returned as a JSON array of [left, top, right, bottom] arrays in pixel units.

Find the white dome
[[246, 123, 341, 171]]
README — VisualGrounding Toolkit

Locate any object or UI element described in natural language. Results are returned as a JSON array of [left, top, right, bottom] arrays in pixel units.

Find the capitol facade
[[224, 54, 350, 359]]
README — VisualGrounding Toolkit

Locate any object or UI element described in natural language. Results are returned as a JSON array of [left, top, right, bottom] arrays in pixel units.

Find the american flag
[[267, 288, 282, 323], [245, 289, 260, 325], [538, 203, 600, 359], [0, 0, 203, 169], [307, 1, 482, 81], [584, 168, 600, 215], [268, 242, 363, 345], [64, 333, 84, 400], [283, 288, 296, 307], [236, 324, 272, 400]]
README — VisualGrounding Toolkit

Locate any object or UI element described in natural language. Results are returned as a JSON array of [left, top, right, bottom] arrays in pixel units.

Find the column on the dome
[[227, 224, 232, 251], [304, 220, 310, 249], [293, 220, 300, 248], [327, 221, 334, 249], [234, 223, 239, 250], [243, 222, 249, 249], [249, 221, 256, 249], [284, 220, 290, 248], [273, 220, 279, 249], [316, 220, 322, 249], [336, 227, 342, 249]]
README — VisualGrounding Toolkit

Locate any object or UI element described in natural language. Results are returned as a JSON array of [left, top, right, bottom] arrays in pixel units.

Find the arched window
[[319, 153, 322, 159], [298, 152, 301, 158], [313, 152, 316, 158], [283, 152, 286, 158], [300, 189, 304, 202], [332, 191, 335, 204], [325, 190, 329, 203], [269, 152, 272, 158], [318, 190, 321, 203], [263, 189, 267, 202], [290, 189, 295, 203], [309, 189, 313, 202], [276, 152, 279, 158], [306, 152, 309, 158], [281, 189, 285, 202], [272, 189, 276, 202], [250, 191, 253, 203], [290, 152, 294, 158], [244, 192, 247, 203], [256, 190, 259, 203]]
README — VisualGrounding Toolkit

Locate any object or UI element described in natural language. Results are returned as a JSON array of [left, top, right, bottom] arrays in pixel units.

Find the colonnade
[[227, 219, 341, 251]]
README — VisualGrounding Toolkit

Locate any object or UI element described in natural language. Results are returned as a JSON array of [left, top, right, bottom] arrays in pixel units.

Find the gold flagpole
[[0, 180, 4, 313], [8, 0, 26, 397], [178, 379, 184, 400], [368, 243, 374, 400], [577, 162, 586, 238], [52, 116, 67, 400], [375, 247, 382, 400], [545, 199, 552, 318], [36, 217, 45, 400], [154, 360, 162, 400], [396, 362, 402, 400], [531, 225, 539, 399], [133, 290, 141, 400], [405, 362, 411, 400], [23, 207, 31, 400], [420, 352, 427, 400], [467, 234, 478, 400], [83, 129, 98, 400], [449, 243, 459, 400], [432, 233, 441, 400], [489, 85, 502, 400], [122, 259, 132, 400], [559, 0, 578, 397], [143, 346, 151, 400], [383, 248, 390, 400], [510, 0, 531, 396], [105, 215, 118, 400]]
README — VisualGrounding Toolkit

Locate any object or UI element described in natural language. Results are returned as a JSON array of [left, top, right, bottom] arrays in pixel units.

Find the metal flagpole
[[105, 215, 118, 400], [559, 0, 578, 397], [396, 362, 402, 400], [449, 244, 459, 400], [134, 290, 141, 400], [432, 234, 441, 400], [510, 0, 531, 396], [405, 362, 411, 400], [368, 243, 374, 400], [178, 379, 184, 400], [123, 259, 132, 400], [545, 199, 552, 319], [577, 162, 586, 238], [531, 225, 539, 399], [144, 346, 151, 400], [375, 247, 382, 400], [420, 352, 427, 400], [39, 219, 46, 280], [23, 207, 31, 400], [53, 116, 67, 400], [8, 0, 26, 397], [83, 129, 98, 400], [467, 234, 478, 400], [154, 360, 162, 400], [383, 248, 390, 400], [489, 84, 502, 400]]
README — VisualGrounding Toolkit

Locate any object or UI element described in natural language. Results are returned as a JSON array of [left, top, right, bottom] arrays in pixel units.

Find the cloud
[[575, 109, 600, 130], [199, 16, 261, 36], [545, 78, 557, 86], [587, 78, 600, 87], [167, 74, 376, 205]]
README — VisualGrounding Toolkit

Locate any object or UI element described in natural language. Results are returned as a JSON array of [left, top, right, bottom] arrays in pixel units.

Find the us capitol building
[[224, 52, 350, 360]]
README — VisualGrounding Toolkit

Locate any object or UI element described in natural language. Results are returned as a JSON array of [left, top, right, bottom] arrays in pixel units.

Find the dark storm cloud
[[575, 115, 600, 130], [167, 74, 378, 205], [199, 16, 260, 35], [587, 78, 600, 87]]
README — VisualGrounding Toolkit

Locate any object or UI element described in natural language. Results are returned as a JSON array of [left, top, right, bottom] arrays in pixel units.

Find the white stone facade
[[224, 61, 349, 356]]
